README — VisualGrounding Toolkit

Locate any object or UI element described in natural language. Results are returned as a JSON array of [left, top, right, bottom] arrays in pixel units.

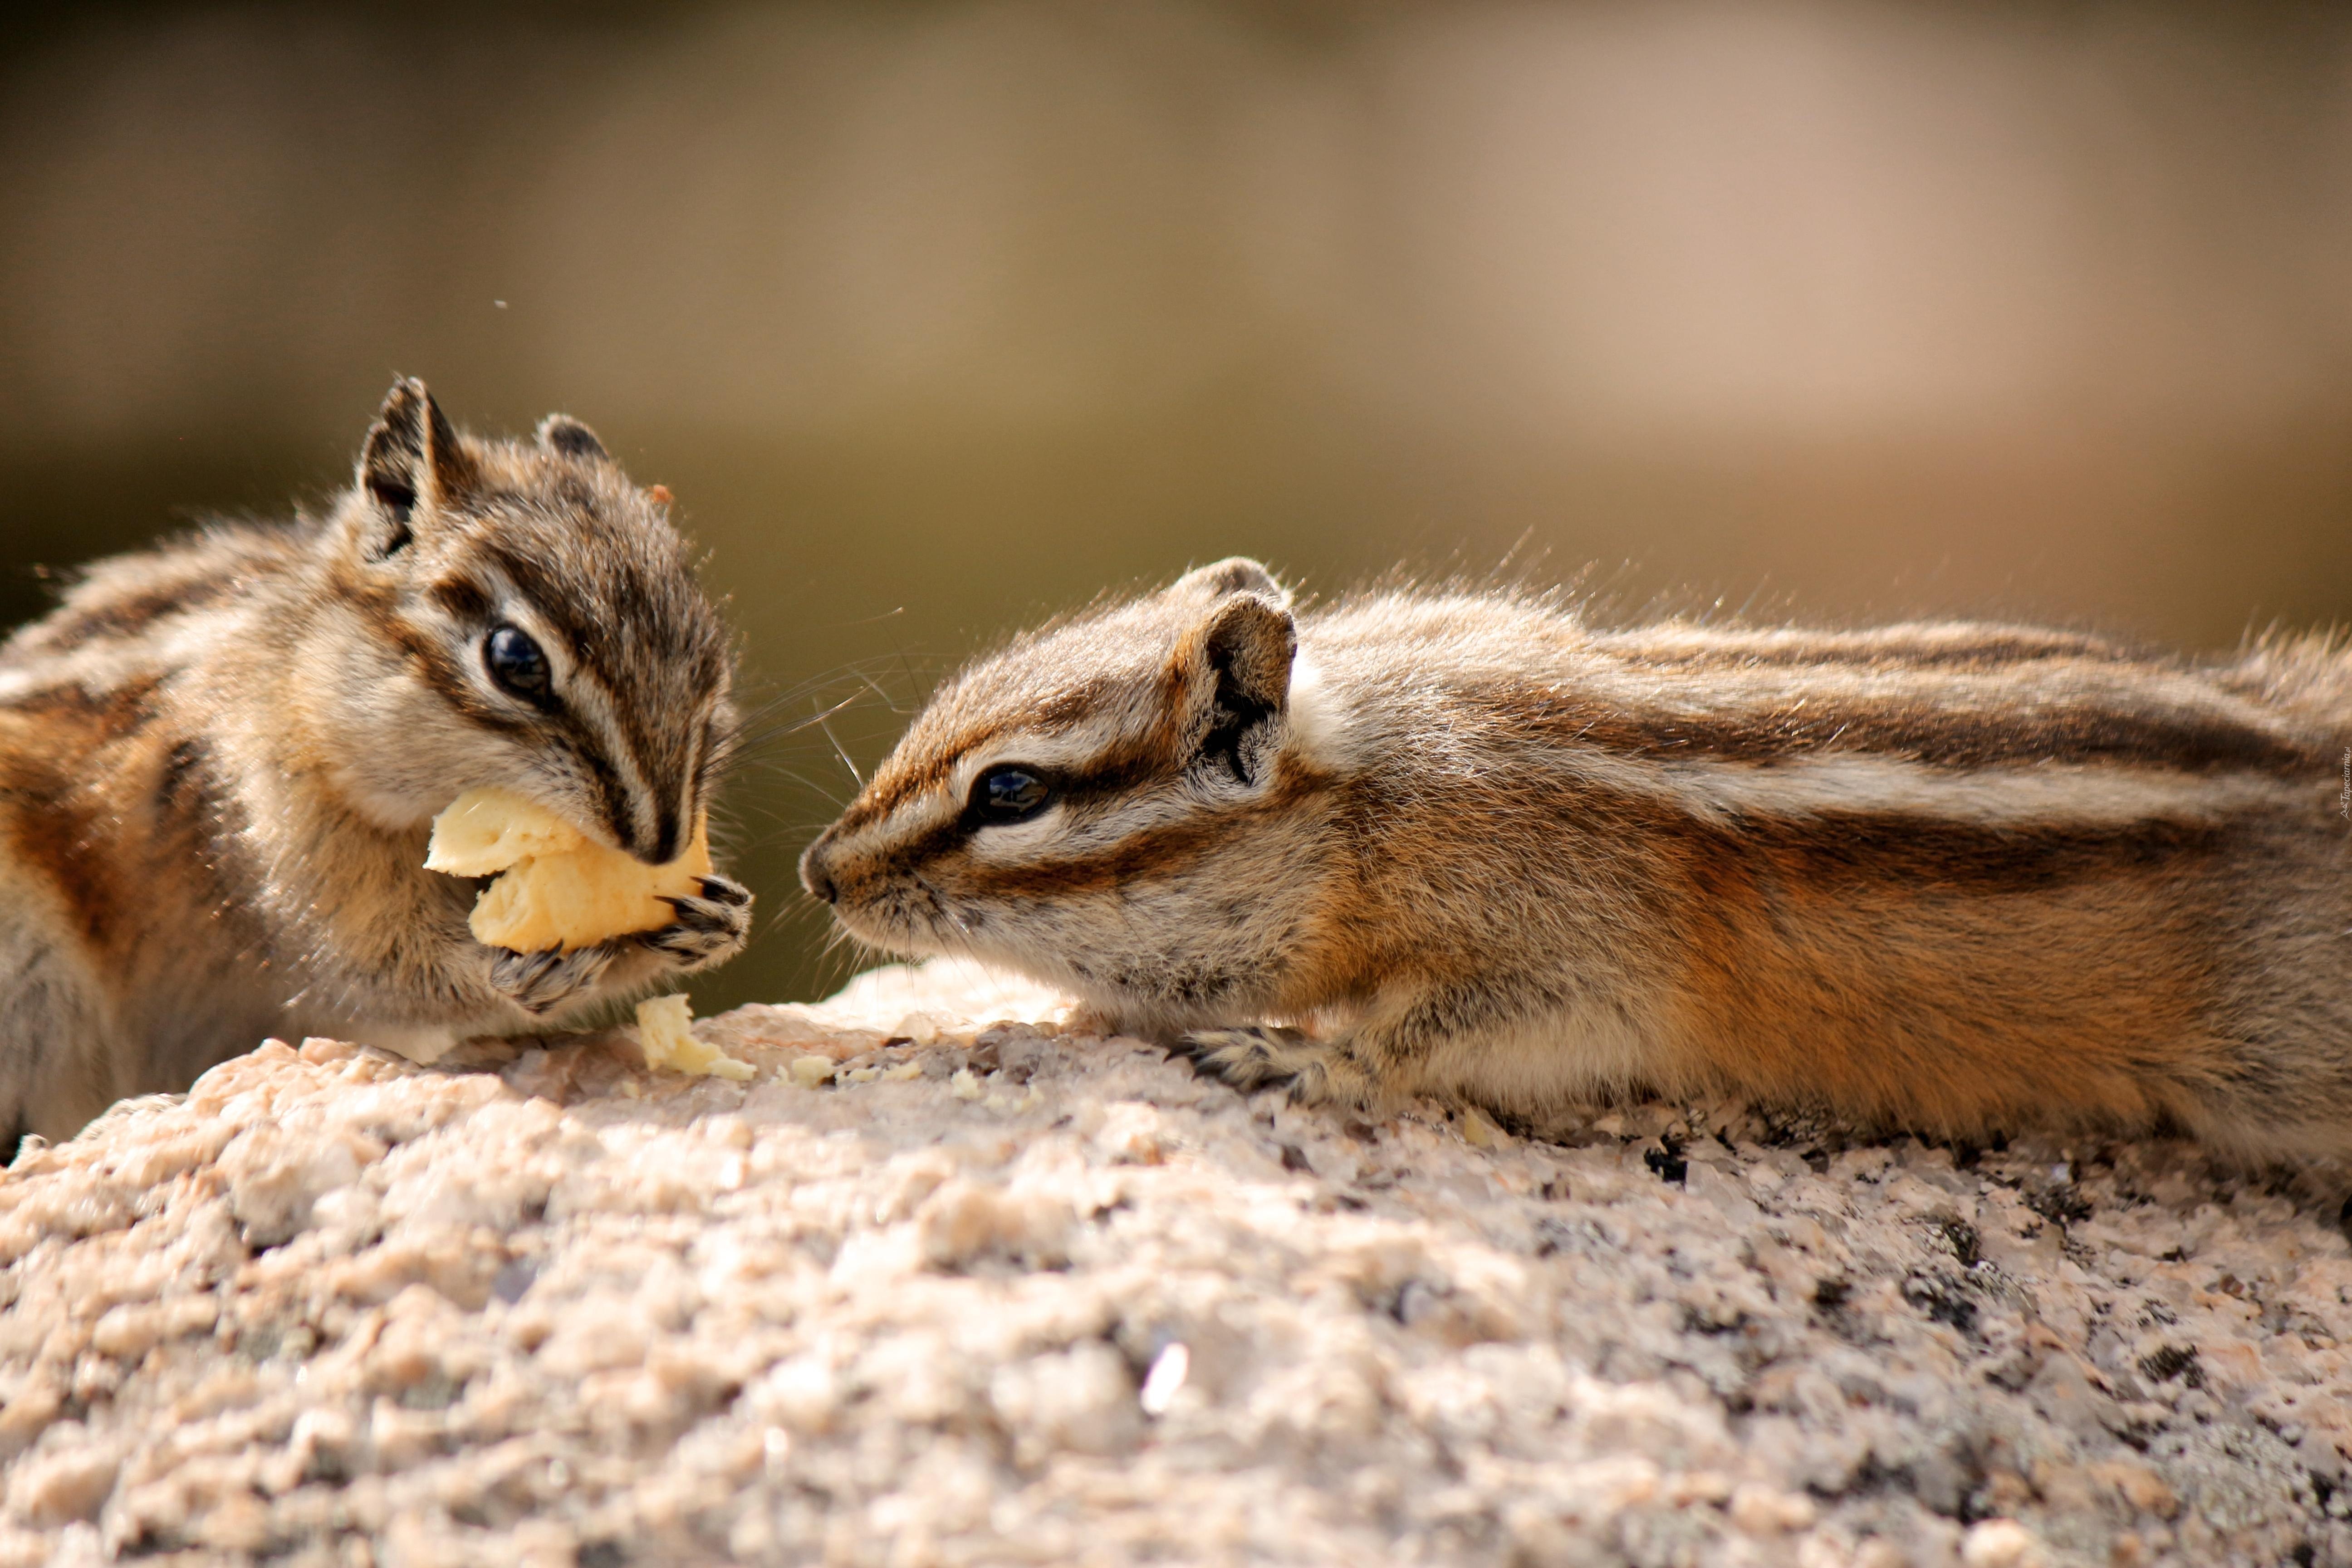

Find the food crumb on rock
[[634, 994, 756, 1081]]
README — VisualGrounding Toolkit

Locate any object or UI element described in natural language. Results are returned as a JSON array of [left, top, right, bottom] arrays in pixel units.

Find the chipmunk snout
[[799, 837, 840, 905]]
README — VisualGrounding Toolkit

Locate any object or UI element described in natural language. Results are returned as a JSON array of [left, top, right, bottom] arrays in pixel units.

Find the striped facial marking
[[419, 567, 718, 864], [838, 720, 1187, 876], [806, 662, 1305, 964]]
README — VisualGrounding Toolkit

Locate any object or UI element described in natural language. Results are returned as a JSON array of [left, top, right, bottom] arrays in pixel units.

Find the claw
[[658, 894, 736, 935], [698, 875, 753, 906], [1182, 1026, 1311, 1089], [637, 882, 753, 972], [1176, 1025, 1371, 1108]]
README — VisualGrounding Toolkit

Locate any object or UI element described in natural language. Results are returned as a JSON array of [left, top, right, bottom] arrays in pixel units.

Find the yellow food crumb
[[788, 1055, 835, 1089], [634, 995, 756, 1081], [426, 787, 712, 953], [1459, 1108, 1510, 1150], [949, 1068, 983, 1102]]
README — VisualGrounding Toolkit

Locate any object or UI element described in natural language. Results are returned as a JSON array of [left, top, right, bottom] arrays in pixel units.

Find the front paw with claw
[[489, 943, 620, 1015], [1179, 1025, 1375, 1107], [487, 877, 753, 1013], [640, 874, 754, 971]]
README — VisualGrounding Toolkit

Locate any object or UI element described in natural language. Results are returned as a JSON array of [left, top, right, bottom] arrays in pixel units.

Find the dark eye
[[970, 764, 1055, 825], [484, 624, 554, 706]]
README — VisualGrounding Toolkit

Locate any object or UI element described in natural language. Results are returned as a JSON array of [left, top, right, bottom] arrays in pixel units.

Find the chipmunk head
[[312, 377, 734, 861], [802, 559, 1336, 1029]]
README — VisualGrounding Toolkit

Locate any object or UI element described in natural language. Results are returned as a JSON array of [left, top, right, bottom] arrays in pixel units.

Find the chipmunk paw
[[488, 943, 619, 1014], [642, 875, 755, 970], [1181, 1027, 1375, 1107]]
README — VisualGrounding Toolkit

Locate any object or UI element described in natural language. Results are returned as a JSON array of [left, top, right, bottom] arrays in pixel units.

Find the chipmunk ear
[[1202, 593, 1296, 714], [1182, 589, 1297, 781], [356, 378, 477, 561], [1170, 556, 1291, 610], [535, 413, 608, 462]]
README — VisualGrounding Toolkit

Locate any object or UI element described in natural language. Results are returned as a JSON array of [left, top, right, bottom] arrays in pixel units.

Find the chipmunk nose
[[799, 838, 839, 905]]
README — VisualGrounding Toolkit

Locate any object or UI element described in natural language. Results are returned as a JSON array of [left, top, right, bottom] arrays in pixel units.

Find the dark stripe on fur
[[377, 612, 535, 738], [482, 540, 598, 666], [840, 673, 1165, 833], [901, 764, 1327, 900], [561, 731, 639, 858], [942, 816, 1227, 899], [25, 576, 236, 657], [154, 736, 210, 817], [2, 762, 136, 952], [0, 676, 165, 732], [428, 575, 494, 622], [1683, 805, 2232, 895], [1504, 684, 2313, 775]]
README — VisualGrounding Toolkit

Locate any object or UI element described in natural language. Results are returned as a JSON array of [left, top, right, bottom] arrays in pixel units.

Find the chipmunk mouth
[[820, 869, 965, 961]]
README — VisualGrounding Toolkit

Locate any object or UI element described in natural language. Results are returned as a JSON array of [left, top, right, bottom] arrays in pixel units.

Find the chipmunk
[[802, 558, 2352, 1159], [0, 379, 751, 1150]]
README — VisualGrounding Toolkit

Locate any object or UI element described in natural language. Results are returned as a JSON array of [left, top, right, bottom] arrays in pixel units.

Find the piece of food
[[634, 994, 755, 1080], [425, 787, 712, 953]]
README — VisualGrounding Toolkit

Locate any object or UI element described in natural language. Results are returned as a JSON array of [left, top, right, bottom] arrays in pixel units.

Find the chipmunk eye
[[484, 624, 554, 707], [971, 764, 1055, 825]]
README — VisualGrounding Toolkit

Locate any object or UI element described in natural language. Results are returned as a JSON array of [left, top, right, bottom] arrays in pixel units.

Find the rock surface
[[2, 960, 2350, 1567]]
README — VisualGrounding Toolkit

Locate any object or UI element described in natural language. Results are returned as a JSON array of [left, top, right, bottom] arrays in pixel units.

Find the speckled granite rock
[[2, 959, 2350, 1568]]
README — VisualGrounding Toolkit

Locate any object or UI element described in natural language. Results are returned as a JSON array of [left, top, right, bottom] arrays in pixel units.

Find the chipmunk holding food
[[0, 379, 750, 1149], [802, 558, 2352, 1159]]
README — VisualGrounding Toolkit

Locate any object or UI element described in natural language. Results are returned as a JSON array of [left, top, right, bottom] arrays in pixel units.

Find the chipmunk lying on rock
[[803, 558, 2352, 1159], [0, 379, 750, 1150]]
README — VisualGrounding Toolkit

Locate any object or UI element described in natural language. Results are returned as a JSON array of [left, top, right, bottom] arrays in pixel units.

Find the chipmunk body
[[803, 559, 2352, 1158], [0, 380, 750, 1148]]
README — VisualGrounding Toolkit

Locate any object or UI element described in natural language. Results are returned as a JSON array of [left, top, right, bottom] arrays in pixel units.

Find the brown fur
[[0, 381, 753, 1151], [803, 559, 2352, 1160]]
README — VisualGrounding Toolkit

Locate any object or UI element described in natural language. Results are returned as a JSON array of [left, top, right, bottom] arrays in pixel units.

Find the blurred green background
[[6, 1, 2352, 1010]]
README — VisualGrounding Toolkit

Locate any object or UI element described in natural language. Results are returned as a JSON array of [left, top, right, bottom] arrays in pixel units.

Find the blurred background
[[5, 0, 2352, 1010]]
